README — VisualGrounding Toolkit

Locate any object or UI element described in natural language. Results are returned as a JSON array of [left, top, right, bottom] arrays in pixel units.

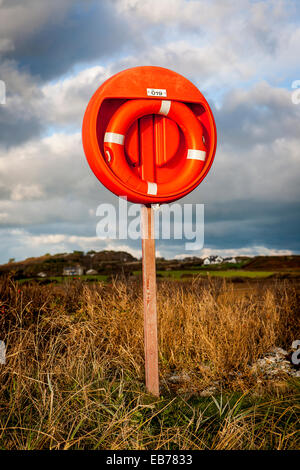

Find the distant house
[[226, 257, 237, 264], [63, 266, 83, 276], [37, 272, 47, 278], [86, 269, 98, 275], [203, 256, 224, 265]]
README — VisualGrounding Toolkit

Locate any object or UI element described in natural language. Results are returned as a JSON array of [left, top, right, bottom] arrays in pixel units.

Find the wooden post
[[141, 204, 159, 397]]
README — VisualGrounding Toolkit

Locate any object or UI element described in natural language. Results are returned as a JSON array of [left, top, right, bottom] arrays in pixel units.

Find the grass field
[[0, 276, 299, 450], [156, 270, 274, 279], [17, 270, 275, 284]]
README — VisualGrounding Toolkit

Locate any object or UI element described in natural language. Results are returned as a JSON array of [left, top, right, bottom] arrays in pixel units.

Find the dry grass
[[0, 276, 299, 450]]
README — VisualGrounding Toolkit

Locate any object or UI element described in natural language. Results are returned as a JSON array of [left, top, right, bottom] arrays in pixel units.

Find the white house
[[37, 272, 47, 278], [86, 269, 98, 275], [203, 256, 224, 265]]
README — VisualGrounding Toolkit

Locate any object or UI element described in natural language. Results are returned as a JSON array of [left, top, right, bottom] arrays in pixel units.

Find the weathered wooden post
[[141, 205, 159, 396]]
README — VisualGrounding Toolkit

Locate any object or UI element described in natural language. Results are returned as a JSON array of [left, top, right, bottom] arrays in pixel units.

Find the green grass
[[1, 276, 299, 449], [134, 270, 274, 280], [1, 375, 299, 450], [55, 274, 108, 282], [18, 274, 109, 284], [17, 270, 275, 284]]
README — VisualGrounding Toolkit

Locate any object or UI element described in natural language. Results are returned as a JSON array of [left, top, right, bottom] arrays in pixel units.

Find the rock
[[250, 345, 300, 379]]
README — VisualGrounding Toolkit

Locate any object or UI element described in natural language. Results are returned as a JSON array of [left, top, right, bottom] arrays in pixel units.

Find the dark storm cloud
[[0, 0, 299, 262], [0, 0, 136, 148], [0, 60, 45, 147], [0, 108, 43, 148], [0, 62, 109, 148], [150, 199, 300, 258], [203, 200, 300, 252], [215, 83, 300, 151], [0, 0, 133, 81]]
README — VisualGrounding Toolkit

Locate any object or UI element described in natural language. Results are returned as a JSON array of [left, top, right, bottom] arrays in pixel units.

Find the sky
[[0, 0, 299, 263]]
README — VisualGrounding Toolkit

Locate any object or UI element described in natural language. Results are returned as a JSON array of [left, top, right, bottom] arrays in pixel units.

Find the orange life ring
[[103, 99, 206, 198], [82, 66, 217, 204]]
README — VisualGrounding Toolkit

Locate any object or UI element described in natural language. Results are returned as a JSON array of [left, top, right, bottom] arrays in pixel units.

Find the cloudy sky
[[0, 0, 299, 263]]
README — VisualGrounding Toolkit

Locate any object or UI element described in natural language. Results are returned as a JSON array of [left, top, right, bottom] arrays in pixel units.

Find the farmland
[[0, 275, 299, 450], [1, 252, 300, 283], [150, 269, 274, 279], [17, 270, 275, 285]]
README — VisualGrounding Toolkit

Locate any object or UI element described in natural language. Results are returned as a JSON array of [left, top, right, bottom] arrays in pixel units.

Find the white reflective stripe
[[104, 132, 125, 145], [147, 182, 157, 195], [187, 149, 206, 161], [159, 100, 171, 116]]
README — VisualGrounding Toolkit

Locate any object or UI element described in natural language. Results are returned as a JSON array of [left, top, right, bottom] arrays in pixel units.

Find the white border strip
[[159, 100, 171, 116], [147, 182, 157, 195], [187, 149, 206, 161], [104, 132, 125, 145]]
